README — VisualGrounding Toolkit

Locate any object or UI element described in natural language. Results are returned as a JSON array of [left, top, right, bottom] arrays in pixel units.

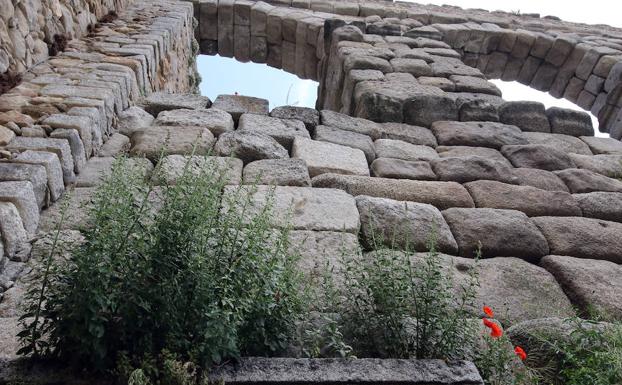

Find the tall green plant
[[19, 155, 307, 378], [335, 228, 480, 360]]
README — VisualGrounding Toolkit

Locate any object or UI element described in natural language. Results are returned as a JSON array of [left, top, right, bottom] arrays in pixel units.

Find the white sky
[[404, 0, 621, 27]]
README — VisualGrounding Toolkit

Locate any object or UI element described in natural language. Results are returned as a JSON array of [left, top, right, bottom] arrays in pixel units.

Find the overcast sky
[[198, 1, 620, 137]]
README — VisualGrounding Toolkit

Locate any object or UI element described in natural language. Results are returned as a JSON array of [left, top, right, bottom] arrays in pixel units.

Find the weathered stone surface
[[498, 101, 550, 133], [156, 155, 243, 185], [130, 126, 215, 162], [356, 195, 458, 253], [0, 181, 39, 235], [573, 192, 622, 222], [141, 92, 211, 116], [76, 157, 153, 188], [435, 146, 511, 166], [465, 180, 581, 217], [458, 99, 500, 122], [389, 58, 432, 76], [292, 137, 369, 177], [209, 358, 484, 385], [512, 168, 569, 192], [320, 110, 381, 139], [312, 174, 474, 210], [238, 113, 310, 150], [42, 114, 95, 158], [314, 126, 375, 163], [0, 202, 29, 261], [0, 163, 48, 209], [546, 107, 594, 136], [39, 188, 95, 231], [344, 55, 393, 73], [6, 137, 75, 184], [117, 106, 155, 137], [222, 185, 360, 233], [568, 154, 622, 177], [417, 254, 575, 325], [533, 217, 622, 263], [501, 144, 576, 171], [243, 159, 311, 186], [48, 128, 87, 174], [374, 139, 437, 162], [0, 125, 15, 146], [377, 123, 438, 147], [523, 132, 592, 155], [98, 133, 130, 157], [270, 106, 320, 131], [0, 317, 19, 362], [370, 158, 437, 180], [431, 57, 484, 78], [155, 108, 235, 137], [432, 155, 519, 184], [212, 94, 269, 121], [431, 121, 527, 149], [580, 136, 622, 155], [555, 168, 622, 193], [403, 94, 459, 127], [288, 230, 360, 281], [442, 208, 549, 260], [541, 255, 622, 321], [215, 131, 289, 164], [450, 75, 501, 96]]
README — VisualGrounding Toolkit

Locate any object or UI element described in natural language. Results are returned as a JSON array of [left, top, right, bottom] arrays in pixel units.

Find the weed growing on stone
[[551, 317, 622, 385], [328, 231, 481, 360], [476, 307, 533, 385], [18, 155, 308, 381]]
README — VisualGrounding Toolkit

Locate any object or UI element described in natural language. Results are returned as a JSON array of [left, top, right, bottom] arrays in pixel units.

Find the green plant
[[555, 318, 622, 385], [19, 155, 308, 381], [476, 314, 532, 385], [298, 261, 353, 359], [334, 229, 480, 360]]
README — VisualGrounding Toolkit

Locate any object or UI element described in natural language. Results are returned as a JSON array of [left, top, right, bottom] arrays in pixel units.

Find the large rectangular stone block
[[234, 24, 251, 62], [250, 1, 273, 37], [209, 358, 483, 385], [443, 207, 549, 261], [312, 173, 474, 210], [292, 137, 369, 177], [222, 185, 360, 233], [199, 0, 218, 40], [217, 0, 235, 58], [0, 181, 40, 235]]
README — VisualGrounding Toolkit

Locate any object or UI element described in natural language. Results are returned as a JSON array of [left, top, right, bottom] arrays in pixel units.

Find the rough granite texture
[[2, 0, 622, 381]]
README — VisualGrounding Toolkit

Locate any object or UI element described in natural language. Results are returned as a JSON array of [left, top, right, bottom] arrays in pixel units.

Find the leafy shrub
[[19, 156, 308, 378], [554, 318, 622, 385], [327, 230, 480, 360]]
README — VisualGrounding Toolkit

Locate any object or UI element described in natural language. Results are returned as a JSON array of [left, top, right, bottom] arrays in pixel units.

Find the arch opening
[[197, 55, 318, 109], [491, 79, 608, 137]]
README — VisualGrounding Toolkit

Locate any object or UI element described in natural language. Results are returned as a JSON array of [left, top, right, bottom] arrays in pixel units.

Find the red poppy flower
[[490, 323, 503, 338], [483, 306, 494, 318], [482, 318, 495, 328], [514, 346, 527, 361]]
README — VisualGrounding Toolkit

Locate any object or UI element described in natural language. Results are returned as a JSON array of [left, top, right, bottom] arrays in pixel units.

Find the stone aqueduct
[[1, 0, 622, 381]]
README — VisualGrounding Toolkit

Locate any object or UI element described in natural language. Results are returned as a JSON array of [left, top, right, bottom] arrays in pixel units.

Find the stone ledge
[[209, 357, 484, 385], [0, 357, 483, 385]]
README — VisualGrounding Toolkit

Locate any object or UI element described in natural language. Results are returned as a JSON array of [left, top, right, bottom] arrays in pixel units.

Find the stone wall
[[190, 0, 622, 138], [0, 0, 133, 76], [0, 0, 196, 300], [1, 0, 622, 382]]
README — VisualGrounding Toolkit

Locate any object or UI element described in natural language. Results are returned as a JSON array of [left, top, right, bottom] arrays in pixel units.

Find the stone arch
[[193, 0, 622, 138]]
